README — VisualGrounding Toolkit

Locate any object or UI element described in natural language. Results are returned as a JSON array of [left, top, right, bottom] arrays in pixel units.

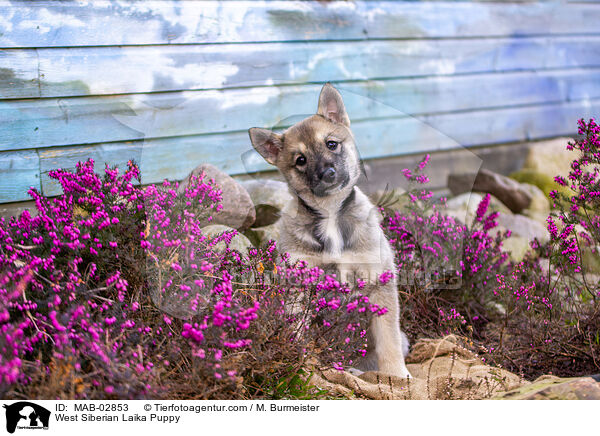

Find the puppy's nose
[[322, 167, 336, 183]]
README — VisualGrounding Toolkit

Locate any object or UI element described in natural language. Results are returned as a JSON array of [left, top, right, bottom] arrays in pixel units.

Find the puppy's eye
[[326, 140, 338, 150], [295, 154, 307, 166]]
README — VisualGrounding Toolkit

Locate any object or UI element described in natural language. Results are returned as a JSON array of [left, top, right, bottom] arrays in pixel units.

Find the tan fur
[[249, 83, 410, 378]]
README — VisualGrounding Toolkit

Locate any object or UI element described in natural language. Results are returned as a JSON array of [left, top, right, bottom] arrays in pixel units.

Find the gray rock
[[501, 236, 530, 263], [493, 375, 600, 400], [240, 179, 292, 227], [519, 183, 550, 224], [202, 224, 254, 253], [444, 193, 511, 224], [253, 223, 281, 246], [243, 228, 262, 248], [522, 137, 575, 179], [448, 169, 532, 213], [244, 223, 282, 248], [497, 213, 549, 243], [444, 193, 483, 224], [178, 164, 255, 230]]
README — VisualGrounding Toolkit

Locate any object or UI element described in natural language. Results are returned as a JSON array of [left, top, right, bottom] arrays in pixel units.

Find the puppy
[[248, 83, 411, 378]]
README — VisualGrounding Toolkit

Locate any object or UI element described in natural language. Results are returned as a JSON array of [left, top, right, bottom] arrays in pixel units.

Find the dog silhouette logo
[[2, 402, 50, 433]]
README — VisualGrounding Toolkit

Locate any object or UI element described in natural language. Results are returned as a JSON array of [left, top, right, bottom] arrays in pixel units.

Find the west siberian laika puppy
[[248, 83, 411, 378]]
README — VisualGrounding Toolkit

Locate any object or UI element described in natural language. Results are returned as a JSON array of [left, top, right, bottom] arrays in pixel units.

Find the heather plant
[[0, 159, 382, 399], [480, 119, 600, 377], [377, 125, 600, 379], [3, 119, 600, 399], [381, 156, 509, 338], [547, 118, 600, 299], [0, 160, 154, 398]]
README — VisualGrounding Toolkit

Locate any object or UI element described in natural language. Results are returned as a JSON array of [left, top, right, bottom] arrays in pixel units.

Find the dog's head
[[249, 83, 361, 203]]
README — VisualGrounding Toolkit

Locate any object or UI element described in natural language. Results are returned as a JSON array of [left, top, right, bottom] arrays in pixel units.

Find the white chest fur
[[318, 212, 343, 256]]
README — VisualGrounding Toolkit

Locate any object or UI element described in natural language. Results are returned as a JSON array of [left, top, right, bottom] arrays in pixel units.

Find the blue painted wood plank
[[423, 99, 600, 147], [347, 69, 600, 116], [0, 97, 142, 151], [38, 142, 143, 197], [1, 1, 600, 48], [37, 98, 600, 197], [0, 49, 39, 98], [0, 150, 40, 202], [6, 36, 593, 99], [38, 121, 458, 196], [3, 68, 600, 151]]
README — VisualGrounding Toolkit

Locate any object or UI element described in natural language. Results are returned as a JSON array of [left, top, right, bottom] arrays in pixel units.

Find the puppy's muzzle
[[312, 163, 338, 196], [321, 167, 336, 184]]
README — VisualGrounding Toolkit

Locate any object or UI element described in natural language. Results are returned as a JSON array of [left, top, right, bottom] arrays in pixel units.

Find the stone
[[509, 169, 558, 198], [448, 169, 532, 213], [521, 137, 575, 179], [202, 224, 253, 254], [243, 229, 261, 248], [501, 236, 530, 263], [444, 193, 483, 224], [519, 183, 550, 224], [240, 179, 292, 228], [244, 223, 282, 248], [444, 192, 511, 224], [253, 223, 281, 246], [493, 375, 600, 400], [497, 213, 549, 244], [178, 164, 255, 230], [488, 195, 512, 215]]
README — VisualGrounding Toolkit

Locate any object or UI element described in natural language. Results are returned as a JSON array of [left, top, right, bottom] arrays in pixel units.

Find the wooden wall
[[1, 1, 599, 203]]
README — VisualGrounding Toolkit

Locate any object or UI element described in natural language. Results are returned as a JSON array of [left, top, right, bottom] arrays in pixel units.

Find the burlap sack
[[310, 335, 528, 399]]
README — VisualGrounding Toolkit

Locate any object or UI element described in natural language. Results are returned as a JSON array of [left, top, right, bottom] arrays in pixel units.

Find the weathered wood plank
[[1, 1, 600, 48], [3, 68, 600, 151], [0, 150, 40, 202], [0, 97, 142, 152], [39, 142, 143, 197], [423, 99, 600, 147], [0, 49, 39, 98], [38, 118, 459, 196], [353, 69, 600, 116], [37, 98, 599, 197], [1, 36, 589, 99]]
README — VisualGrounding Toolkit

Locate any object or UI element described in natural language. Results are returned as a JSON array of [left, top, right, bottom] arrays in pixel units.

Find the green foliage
[[268, 368, 335, 400], [509, 168, 564, 198]]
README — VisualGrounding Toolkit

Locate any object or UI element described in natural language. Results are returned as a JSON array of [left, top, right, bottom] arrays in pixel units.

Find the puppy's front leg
[[368, 285, 411, 379]]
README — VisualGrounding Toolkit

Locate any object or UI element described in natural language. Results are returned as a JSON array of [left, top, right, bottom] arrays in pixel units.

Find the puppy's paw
[[400, 368, 412, 379], [379, 363, 412, 379]]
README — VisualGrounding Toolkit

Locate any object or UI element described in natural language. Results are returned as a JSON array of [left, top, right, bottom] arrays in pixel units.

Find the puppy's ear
[[317, 83, 350, 127], [248, 128, 283, 165]]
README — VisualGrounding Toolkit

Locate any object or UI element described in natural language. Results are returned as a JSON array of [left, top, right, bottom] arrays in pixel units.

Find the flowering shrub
[[0, 160, 154, 398], [547, 118, 600, 296], [0, 159, 382, 399], [2, 118, 599, 398], [482, 119, 600, 377], [381, 155, 509, 337], [383, 124, 600, 378]]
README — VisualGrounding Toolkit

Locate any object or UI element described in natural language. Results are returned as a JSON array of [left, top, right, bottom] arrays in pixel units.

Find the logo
[[2, 402, 50, 434]]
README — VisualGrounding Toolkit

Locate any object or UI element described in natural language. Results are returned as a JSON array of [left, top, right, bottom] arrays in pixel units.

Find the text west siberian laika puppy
[[248, 83, 411, 378]]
